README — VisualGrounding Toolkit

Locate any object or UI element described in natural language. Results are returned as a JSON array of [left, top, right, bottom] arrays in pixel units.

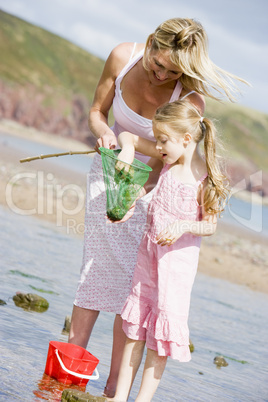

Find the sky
[[0, 0, 267, 114]]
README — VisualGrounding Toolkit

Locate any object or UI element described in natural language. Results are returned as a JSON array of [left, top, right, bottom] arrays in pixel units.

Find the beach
[[1, 119, 267, 295]]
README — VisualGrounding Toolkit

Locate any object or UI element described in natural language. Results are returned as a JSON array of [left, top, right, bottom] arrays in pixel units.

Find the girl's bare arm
[[156, 181, 218, 246], [117, 131, 161, 164]]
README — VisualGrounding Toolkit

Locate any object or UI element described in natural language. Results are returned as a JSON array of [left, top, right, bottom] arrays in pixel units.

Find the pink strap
[[161, 164, 170, 173], [196, 173, 208, 187]]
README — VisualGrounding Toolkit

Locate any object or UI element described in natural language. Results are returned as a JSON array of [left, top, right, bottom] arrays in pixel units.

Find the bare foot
[[102, 386, 116, 398]]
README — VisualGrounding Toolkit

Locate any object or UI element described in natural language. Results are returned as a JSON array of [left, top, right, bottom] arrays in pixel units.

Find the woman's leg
[[68, 305, 99, 348], [104, 315, 131, 397], [111, 337, 145, 401], [135, 348, 167, 402]]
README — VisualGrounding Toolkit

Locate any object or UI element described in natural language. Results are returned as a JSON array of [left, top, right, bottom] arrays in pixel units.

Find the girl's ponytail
[[202, 118, 229, 214]]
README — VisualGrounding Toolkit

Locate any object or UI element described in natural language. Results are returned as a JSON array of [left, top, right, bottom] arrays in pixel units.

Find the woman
[[68, 18, 247, 397]]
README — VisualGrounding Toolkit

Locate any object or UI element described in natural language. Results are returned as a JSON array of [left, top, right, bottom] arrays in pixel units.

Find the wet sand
[[1, 119, 267, 294]]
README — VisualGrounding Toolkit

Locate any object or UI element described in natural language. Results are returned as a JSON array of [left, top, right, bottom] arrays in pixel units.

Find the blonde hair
[[144, 18, 249, 102], [153, 99, 229, 214]]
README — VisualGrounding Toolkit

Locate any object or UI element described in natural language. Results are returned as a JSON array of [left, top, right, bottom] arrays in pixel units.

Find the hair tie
[[200, 117, 206, 134]]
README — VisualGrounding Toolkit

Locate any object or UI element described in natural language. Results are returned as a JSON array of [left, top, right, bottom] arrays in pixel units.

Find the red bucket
[[44, 341, 99, 387]]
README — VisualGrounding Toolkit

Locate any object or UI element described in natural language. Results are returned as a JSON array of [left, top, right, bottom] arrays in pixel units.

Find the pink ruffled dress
[[121, 164, 207, 361]]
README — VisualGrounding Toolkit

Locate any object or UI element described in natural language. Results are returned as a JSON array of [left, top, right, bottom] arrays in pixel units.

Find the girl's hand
[[106, 187, 145, 224], [106, 202, 136, 224], [115, 147, 135, 173], [94, 132, 117, 153], [156, 220, 187, 247]]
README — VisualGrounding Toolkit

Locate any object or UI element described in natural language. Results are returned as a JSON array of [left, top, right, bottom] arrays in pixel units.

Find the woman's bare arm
[[88, 43, 136, 151]]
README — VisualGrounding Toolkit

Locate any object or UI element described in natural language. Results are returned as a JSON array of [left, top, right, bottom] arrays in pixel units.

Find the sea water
[[1, 131, 268, 400], [0, 204, 268, 402]]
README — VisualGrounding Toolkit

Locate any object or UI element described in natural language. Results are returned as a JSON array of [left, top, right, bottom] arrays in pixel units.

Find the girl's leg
[[68, 305, 99, 348], [111, 337, 146, 402], [103, 314, 128, 397], [135, 348, 167, 402]]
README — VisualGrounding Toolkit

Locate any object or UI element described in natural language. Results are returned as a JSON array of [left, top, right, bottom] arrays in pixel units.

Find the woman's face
[[146, 48, 183, 86]]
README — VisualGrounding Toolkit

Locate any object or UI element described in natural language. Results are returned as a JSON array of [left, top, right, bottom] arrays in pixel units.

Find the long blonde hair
[[153, 99, 229, 214], [144, 18, 249, 102]]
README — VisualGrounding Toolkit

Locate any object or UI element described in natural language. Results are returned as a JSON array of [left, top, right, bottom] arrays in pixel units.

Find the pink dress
[[74, 46, 184, 314], [121, 164, 207, 361]]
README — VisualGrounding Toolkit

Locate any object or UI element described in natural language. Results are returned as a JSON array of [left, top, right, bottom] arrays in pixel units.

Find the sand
[[1, 119, 267, 294]]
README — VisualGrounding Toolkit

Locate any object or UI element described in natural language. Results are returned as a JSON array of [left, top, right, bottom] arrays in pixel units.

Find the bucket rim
[[54, 349, 99, 381], [48, 341, 99, 363], [99, 147, 152, 172]]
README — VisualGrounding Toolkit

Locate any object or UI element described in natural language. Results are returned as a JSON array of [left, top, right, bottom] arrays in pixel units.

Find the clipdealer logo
[[5, 171, 85, 230], [5, 169, 264, 235], [227, 171, 263, 233]]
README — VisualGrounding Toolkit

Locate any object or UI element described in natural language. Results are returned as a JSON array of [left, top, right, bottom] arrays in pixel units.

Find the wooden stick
[[20, 150, 96, 163]]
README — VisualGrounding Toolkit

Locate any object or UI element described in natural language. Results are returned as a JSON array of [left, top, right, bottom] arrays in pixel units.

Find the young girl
[[108, 99, 229, 402]]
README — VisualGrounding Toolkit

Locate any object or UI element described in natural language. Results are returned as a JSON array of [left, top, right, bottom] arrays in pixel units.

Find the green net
[[99, 147, 152, 221]]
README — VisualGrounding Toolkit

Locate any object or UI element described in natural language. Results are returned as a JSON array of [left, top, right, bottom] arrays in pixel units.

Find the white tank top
[[112, 45, 193, 162]]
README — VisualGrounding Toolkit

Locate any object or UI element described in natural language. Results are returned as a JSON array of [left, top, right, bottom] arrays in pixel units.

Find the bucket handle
[[55, 349, 99, 380]]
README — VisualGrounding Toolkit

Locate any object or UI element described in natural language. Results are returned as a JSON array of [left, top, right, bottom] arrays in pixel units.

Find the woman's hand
[[94, 132, 117, 153], [156, 220, 187, 246]]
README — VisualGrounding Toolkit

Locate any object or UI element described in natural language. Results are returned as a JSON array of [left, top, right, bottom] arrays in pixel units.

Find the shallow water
[[0, 131, 92, 175], [1, 129, 268, 238], [1, 204, 268, 401]]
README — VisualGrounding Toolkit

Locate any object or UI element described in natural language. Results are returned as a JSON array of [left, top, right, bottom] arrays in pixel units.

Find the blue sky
[[0, 0, 267, 114]]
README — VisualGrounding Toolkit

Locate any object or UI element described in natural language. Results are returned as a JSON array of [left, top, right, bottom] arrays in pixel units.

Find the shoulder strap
[[161, 163, 170, 174], [195, 173, 208, 211], [115, 48, 144, 85], [169, 80, 183, 102], [180, 90, 196, 101], [196, 173, 208, 187], [129, 43, 137, 61]]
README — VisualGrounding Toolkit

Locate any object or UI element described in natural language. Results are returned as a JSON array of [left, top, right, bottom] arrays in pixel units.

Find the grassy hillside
[[0, 10, 104, 101], [205, 99, 268, 172], [0, 9, 267, 186]]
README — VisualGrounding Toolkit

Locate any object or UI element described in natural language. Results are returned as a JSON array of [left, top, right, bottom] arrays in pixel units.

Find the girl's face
[[146, 48, 183, 86], [153, 122, 185, 164]]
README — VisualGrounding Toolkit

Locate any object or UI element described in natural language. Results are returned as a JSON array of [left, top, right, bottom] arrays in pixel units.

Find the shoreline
[[1, 120, 267, 295]]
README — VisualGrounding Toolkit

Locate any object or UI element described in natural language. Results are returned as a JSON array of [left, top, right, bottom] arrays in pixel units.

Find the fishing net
[[99, 147, 152, 221]]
